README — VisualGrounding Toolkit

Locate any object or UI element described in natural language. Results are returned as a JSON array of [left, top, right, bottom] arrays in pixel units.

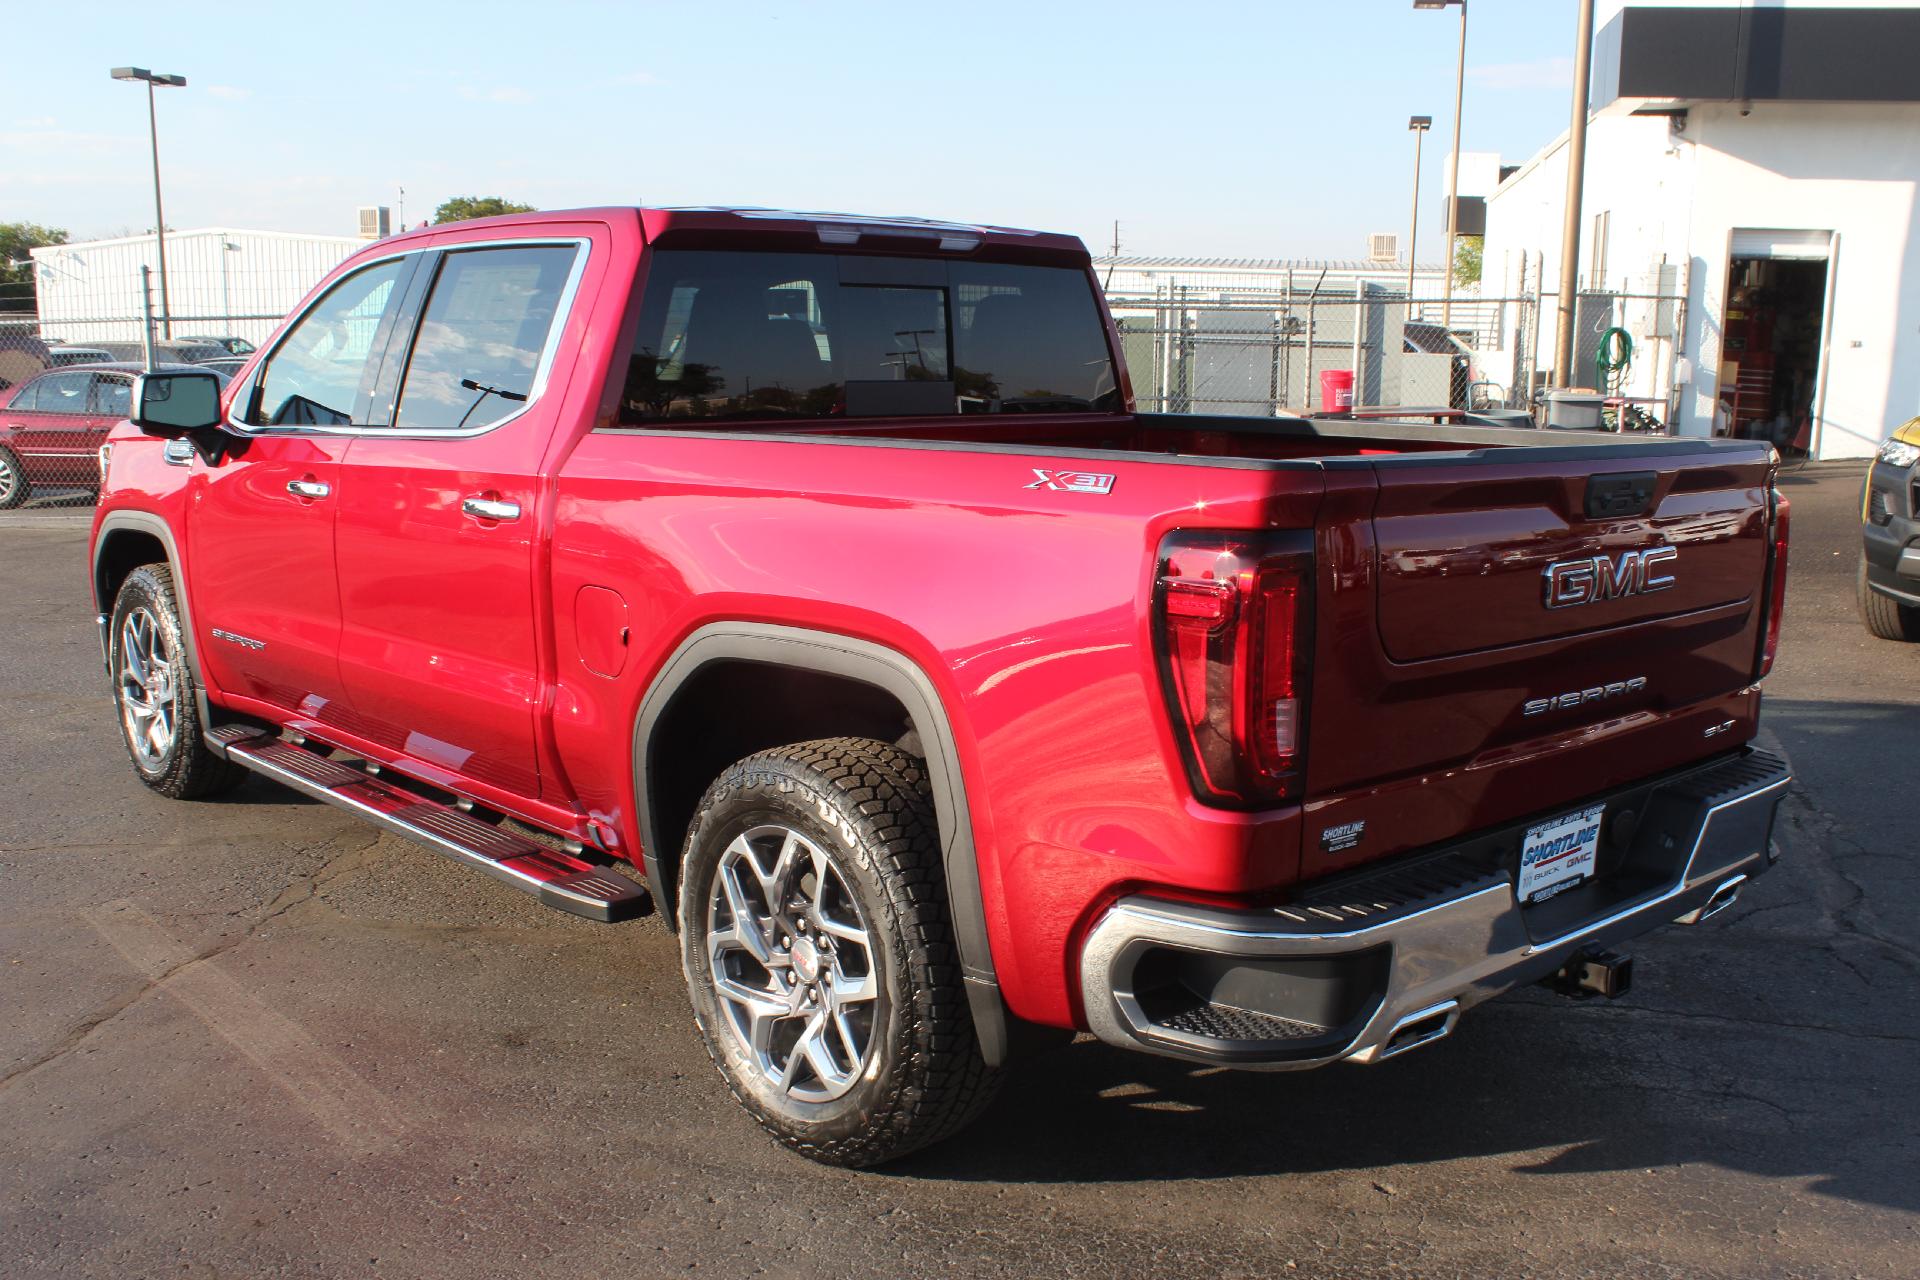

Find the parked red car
[[1, 362, 226, 508], [89, 207, 1791, 1166]]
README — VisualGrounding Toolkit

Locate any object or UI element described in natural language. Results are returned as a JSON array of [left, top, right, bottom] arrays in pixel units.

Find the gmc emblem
[[1542, 546, 1678, 609]]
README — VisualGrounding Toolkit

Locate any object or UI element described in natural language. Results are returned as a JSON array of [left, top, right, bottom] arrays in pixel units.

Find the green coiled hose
[[1595, 325, 1633, 392]]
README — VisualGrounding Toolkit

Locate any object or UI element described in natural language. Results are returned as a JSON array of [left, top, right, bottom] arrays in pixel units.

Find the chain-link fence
[[0, 308, 270, 509], [1108, 272, 1689, 427], [1, 257, 1693, 511]]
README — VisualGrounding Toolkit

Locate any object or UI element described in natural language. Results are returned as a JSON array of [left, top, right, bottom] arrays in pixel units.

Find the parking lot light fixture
[[111, 66, 187, 340]]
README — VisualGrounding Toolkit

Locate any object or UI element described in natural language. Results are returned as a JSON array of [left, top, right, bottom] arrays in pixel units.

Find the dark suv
[[1861, 418, 1920, 640]]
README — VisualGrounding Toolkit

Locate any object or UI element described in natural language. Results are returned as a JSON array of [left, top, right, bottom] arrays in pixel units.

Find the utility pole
[[1415, 0, 1469, 329], [1407, 116, 1432, 301], [1552, 0, 1598, 386]]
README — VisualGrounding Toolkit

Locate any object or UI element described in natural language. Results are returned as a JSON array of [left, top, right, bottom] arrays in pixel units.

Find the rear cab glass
[[617, 249, 1119, 425]]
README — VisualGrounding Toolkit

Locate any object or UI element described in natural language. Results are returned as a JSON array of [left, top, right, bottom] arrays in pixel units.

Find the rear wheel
[[1859, 553, 1920, 642], [0, 445, 29, 509], [679, 737, 999, 1167], [110, 564, 249, 799]]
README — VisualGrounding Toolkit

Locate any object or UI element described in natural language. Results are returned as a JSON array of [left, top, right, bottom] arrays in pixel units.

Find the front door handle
[[287, 478, 331, 499], [461, 495, 521, 522]]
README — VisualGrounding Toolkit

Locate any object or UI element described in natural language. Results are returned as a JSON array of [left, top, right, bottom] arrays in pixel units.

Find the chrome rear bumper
[[1078, 750, 1790, 1069]]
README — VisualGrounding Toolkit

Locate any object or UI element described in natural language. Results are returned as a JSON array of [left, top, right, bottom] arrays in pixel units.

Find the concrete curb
[[0, 513, 92, 528]]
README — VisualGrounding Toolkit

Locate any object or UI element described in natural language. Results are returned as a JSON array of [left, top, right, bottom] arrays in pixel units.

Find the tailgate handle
[[1585, 471, 1657, 520]]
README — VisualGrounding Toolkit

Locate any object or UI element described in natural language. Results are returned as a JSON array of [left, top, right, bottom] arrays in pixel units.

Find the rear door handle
[[287, 478, 331, 499], [461, 495, 521, 522]]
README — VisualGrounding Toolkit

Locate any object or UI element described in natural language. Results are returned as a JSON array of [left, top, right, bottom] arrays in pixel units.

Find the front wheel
[[1859, 553, 1920, 641], [109, 563, 249, 799], [679, 738, 1000, 1167]]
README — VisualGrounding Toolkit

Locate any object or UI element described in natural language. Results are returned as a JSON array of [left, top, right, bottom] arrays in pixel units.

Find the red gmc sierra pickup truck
[[90, 206, 1792, 1166]]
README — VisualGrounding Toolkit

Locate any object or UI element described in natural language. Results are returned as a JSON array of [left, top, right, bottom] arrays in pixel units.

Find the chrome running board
[[209, 726, 649, 923]]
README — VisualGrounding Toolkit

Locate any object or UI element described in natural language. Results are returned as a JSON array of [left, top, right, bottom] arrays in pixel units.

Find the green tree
[[0, 222, 69, 312], [432, 196, 537, 224], [1452, 234, 1484, 289]]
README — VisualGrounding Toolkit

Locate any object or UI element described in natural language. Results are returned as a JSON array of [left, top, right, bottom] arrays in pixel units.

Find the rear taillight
[[1153, 532, 1313, 807], [1757, 489, 1790, 678]]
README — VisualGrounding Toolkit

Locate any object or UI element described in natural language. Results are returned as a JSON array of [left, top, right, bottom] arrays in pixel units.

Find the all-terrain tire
[[109, 563, 249, 799], [1858, 553, 1920, 642], [679, 737, 1001, 1167]]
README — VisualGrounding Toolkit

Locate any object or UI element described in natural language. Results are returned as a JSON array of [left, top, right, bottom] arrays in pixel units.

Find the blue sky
[[5, 0, 1582, 261]]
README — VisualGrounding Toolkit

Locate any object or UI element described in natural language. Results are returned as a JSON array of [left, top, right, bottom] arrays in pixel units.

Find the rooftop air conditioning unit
[[357, 206, 392, 240], [1369, 232, 1399, 264]]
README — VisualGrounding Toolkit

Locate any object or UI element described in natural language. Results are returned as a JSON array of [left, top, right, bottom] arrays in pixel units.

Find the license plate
[[1518, 803, 1606, 905]]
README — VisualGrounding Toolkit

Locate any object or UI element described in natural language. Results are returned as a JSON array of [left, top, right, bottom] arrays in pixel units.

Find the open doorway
[[1720, 251, 1829, 459]]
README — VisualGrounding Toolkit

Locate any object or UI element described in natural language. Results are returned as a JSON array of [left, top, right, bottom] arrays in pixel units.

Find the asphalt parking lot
[[2, 461, 1916, 1280]]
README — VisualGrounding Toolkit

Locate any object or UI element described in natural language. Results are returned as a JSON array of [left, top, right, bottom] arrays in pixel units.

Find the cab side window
[[252, 260, 408, 427], [391, 245, 575, 432]]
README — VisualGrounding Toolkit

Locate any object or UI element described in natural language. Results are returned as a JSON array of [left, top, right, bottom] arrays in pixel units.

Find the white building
[[31, 227, 364, 346], [1480, 0, 1920, 459]]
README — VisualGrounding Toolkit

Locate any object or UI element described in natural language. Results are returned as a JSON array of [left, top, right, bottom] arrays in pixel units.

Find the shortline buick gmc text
[[90, 206, 1791, 1165]]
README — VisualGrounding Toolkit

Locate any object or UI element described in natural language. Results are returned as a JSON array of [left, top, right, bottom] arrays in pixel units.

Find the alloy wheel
[[117, 606, 178, 768], [705, 823, 879, 1103]]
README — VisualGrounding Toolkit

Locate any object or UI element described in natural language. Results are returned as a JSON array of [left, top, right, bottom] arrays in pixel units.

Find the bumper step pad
[[208, 727, 650, 922]]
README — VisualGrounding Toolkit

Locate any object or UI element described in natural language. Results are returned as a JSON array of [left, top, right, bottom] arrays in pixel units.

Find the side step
[[209, 727, 650, 923]]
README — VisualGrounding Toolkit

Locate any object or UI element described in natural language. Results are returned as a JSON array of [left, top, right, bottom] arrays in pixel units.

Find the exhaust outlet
[[1369, 1000, 1461, 1061], [1674, 875, 1746, 926], [1548, 949, 1633, 1000]]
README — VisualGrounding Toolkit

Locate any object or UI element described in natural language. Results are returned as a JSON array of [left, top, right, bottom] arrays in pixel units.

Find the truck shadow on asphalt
[[900, 1002, 1915, 1215]]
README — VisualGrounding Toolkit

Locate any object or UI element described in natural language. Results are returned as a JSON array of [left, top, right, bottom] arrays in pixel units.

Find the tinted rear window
[[617, 250, 1118, 424]]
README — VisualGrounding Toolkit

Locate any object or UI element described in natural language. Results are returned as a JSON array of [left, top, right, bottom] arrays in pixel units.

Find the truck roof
[[376, 205, 1089, 260]]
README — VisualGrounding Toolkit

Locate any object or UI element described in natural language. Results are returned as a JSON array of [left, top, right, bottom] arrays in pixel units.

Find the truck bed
[[568, 412, 1779, 1024]]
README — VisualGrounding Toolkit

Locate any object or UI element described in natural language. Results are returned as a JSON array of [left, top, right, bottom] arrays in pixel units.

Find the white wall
[[1682, 103, 1920, 458], [31, 228, 362, 345], [1482, 100, 1920, 458]]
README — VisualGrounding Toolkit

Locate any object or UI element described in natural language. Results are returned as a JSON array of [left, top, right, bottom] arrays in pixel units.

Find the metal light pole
[[1415, 0, 1467, 329], [111, 66, 186, 340], [1552, 0, 1598, 387], [1407, 116, 1432, 301], [219, 238, 240, 324]]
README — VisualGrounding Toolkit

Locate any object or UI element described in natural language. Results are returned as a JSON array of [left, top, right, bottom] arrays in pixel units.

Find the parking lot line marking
[[83, 898, 405, 1157]]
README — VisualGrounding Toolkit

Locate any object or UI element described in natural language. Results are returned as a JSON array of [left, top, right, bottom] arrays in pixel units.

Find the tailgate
[[1301, 439, 1778, 876]]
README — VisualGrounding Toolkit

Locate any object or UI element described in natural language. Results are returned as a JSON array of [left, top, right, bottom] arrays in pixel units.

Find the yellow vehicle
[[1862, 418, 1920, 641]]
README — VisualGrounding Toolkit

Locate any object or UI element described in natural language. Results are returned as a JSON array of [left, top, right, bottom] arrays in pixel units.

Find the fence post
[[1351, 280, 1365, 410], [1302, 295, 1316, 411], [140, 265, 157, 372], [1528, 254, 1546, 412], [1282, 273, 1294, 412], [1267, 312, 1281, 416]]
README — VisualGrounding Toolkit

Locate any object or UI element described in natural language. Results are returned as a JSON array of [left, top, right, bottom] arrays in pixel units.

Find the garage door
[[1730, 228, 1833, 259]]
